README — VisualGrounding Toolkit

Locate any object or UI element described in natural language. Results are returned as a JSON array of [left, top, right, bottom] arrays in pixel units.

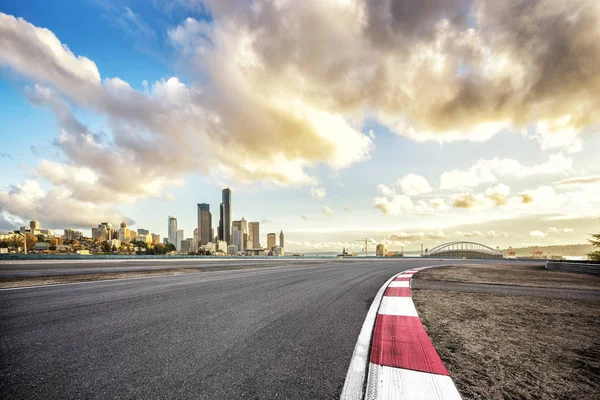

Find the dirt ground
[[417, 263, 600, 290], [412, 265, 600, 400]]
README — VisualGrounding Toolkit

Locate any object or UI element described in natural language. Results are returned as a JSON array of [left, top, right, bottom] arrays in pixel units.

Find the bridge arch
[[423, 241, 502, 259]]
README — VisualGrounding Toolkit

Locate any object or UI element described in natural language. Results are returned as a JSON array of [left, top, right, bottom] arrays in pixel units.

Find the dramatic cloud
[[0, 180, 128, 229], [310, 187, 327, 199], [440, 153, 573, 190]]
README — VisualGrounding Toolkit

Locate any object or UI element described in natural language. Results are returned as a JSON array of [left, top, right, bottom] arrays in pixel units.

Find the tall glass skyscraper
[[168, 216, 177, 245], [220, 188, 232, 244]]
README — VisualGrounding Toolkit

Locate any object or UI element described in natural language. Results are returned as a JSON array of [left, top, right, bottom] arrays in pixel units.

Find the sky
[[0, 0, 599, 253]]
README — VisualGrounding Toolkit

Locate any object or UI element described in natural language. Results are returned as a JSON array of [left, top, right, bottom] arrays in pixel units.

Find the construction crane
[[355, 238, 373, 256]]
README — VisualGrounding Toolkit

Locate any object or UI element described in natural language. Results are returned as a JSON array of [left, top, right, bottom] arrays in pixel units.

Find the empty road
[[0, 259, 534, 399]]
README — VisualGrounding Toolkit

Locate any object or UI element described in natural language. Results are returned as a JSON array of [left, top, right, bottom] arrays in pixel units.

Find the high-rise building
[[197, 203, 212, 246], [220, 188, 232, 244], [248, 222, 260, 249], [218, 204, 224, 241], [267, 233, 277, 250], [151, 233, 161, 245], [176, 229, 184, 252], [280, 230, 284, 248], [118, 221, 129, 242], [168, 216, 177, 245], [233, 229, 244, 252], [181, 238, 193, 254]]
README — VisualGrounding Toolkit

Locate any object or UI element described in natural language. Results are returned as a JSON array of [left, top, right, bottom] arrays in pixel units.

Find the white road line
[[365, 364, 462, 400], [378, 296, 418, 317], [340, 272, 402, 400]]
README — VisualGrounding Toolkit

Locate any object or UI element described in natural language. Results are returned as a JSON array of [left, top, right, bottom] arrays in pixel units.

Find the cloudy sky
[[1, 0, 599, 253]]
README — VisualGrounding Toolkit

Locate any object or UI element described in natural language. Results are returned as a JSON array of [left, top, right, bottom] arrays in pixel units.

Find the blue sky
[[1, 1, 599, 252]]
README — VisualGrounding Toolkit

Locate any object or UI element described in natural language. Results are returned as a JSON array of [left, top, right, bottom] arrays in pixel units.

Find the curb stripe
[[378, 297, 419, 317], [388, 281, 410, 288], [384, 287, 411, 297], [365, 364, 462, 400], [370, 314, 449, 375]]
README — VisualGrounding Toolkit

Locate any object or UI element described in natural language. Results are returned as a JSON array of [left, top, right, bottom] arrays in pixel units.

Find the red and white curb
[[341, 267, 461, 400]]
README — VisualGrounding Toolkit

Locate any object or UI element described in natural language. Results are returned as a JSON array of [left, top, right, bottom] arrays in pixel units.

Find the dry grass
[[417, 263, 600, 291], [413, 290, 600, 399], [413, 264, 600, 399]]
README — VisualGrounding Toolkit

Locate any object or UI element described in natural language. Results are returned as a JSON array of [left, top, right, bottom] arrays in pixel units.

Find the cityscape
[[0, 188, 288, 257], [0, 2, 599, 400]]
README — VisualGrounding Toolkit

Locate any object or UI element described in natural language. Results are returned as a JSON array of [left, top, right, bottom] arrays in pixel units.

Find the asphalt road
[[0, 259, 532, 399]]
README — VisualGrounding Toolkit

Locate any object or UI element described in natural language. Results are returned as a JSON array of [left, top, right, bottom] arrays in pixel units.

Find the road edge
[[341, 265, 462, 400]]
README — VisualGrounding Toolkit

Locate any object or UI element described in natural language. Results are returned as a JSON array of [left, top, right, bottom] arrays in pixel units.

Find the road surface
[[0, 259, 535, 399]]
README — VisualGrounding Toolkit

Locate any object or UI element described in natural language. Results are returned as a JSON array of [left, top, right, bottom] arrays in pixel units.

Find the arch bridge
[[423, 241, 502, 259]]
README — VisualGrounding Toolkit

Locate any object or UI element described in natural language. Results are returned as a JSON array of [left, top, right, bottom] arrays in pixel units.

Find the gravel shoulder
[[416, 263, 600, 290], [412, 264, 600, 399]]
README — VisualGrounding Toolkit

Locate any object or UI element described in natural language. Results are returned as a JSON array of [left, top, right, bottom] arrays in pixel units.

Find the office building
[[227, 244, 238, 255], [280, 230, 284, 248], [267, 233, 276, 250], [197, 203, 212, 246], [181, 238, 193, 254], [151, 233, 161, 245], [64, 228, 83, 241], [248, 222, 260, 249], [176, 229, 184, 252], [219, 188, 232, 244], [118, 221, 129, 242], [233, 229, 244, 252], [376, 244, 386, 257], [30, 220, 40, 230], [168, 216, 177, 245], [137, 228, 149, 236]]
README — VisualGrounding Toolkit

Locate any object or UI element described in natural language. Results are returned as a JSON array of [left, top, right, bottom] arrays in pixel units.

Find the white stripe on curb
[[365, 364, 462, 400], [388, 281, 410, 287], [378, 296, 419, 317], [340, 272, 402, 400]]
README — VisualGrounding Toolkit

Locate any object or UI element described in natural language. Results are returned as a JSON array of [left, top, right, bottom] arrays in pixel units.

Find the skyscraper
[[197, 203, 212, 246], [280, 230, 284, 248], [248, 222, 260, 249], [267, 233, 277, 250], [220, 188, 232, 244], [168, 216, 177, 245], [176, 229, 184, 252]]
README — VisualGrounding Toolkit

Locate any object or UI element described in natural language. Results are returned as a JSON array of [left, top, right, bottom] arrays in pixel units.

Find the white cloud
[[397, 173, 432, 196], [529, 230, 546, 237], [311, 187, 327, 199], [440, 153, 573, 190], [322, 206, 335, 217]]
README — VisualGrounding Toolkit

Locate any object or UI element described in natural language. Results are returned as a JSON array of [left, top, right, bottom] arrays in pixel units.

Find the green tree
[[101, 241, 112, 253], [111, 245, 117, 252], [588, 232, 600, 261]]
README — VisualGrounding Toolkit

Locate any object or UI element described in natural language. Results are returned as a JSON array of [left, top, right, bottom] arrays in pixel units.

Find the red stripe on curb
[[384, 287, 411, 297], [394, 276, 412, 281], [370, 314, 449, 376]]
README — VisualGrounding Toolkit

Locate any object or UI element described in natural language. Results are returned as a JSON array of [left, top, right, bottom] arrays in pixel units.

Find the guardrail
[[545, 260, 600, 275]]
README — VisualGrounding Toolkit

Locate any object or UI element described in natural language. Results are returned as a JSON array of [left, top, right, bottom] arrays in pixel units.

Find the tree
[[588, 232, 600, 261], [111, 245, 117, 252], [101, 241, 112, 253], [25, 233, 37, 252]]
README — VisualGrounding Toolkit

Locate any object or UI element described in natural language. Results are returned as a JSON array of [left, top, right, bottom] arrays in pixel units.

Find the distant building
[[176, 229, 184, 252], [220, 188, 232, 244], [168, 216, 177, 245], [197, 203, 212, 246], [203, 242, 216, 253], [92, 222, 113, 242], [267, 233, 277, 250], [137, 228, 149, 236], [273, 246, 284, 256], [227, 244, 238, 255], [34, 242, 50, 251], [135, 235, 152, 244], [376, 244, 386, 257], [30, 220, 40, 230], [193, 228, 199, 251], [108, 239, 121, 249], [248, 222, 260, 249], [181, 238, 193, 253], [233, 229, 244, 252], [118, 221, 130, 242], [163, 237, 169, 245], [64, 228, 83, 241], [279, 230, 284, 248], [151, 233, 161, 245], [217, 240, 227, 253]]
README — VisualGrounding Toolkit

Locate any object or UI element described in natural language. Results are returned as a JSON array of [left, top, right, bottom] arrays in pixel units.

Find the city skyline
[[0, 1, 599, 253]]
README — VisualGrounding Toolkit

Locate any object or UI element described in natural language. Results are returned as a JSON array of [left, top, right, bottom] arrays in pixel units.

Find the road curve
[[0, 259, 533, 399]]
